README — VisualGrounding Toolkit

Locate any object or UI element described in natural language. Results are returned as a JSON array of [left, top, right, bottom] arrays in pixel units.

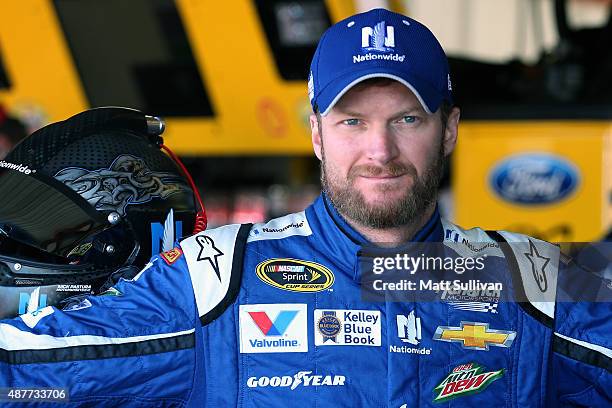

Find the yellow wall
[[0, 0, 356, 155], [0, 1, 87, 125], [454, 121, 612, 241]]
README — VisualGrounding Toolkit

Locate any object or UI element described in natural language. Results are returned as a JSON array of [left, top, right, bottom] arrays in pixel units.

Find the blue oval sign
[[490, 154, 579, 205]]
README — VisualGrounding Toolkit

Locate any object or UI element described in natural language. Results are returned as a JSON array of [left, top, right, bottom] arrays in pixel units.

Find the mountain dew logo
[[434, 362, 504, 403]]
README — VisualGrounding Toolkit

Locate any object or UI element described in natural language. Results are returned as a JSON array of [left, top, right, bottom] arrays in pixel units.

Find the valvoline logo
[[490, 154, 579, 205], [249, 310, 298, 336], [239, 304, 308, 353]]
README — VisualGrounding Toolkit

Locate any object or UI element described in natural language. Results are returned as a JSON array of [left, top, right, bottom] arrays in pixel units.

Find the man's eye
[[343, 119, 360, 126], [401, 116, 417, 123]]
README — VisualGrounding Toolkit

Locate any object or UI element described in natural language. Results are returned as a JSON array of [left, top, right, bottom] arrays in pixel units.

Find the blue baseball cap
[[308, 8, 453, 115]]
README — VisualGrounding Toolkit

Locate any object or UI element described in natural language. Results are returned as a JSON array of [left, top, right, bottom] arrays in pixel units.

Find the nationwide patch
[[433, 362, 504, 403], [391, 311, 432, 355], [160, 247, 183, 265], [256, 258, 334, 292], [314, 309, 381, 346]]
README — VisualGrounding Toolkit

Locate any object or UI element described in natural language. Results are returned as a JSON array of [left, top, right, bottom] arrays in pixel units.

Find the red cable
[[161, 144, 208, 233], [0, 105, 7, 125]]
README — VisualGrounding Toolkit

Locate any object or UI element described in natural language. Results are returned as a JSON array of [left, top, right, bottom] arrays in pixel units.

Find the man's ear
[[443, 107, 460, 156], [310, 114, 322, 161]]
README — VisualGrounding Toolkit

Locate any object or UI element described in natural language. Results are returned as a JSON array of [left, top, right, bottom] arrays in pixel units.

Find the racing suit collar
[[307, 193, 443, 281]]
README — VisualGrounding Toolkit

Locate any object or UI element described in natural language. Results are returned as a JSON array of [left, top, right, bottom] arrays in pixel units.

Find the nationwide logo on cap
[[433, 362, 504, 403], [433, 322, 516, 351], [362, 21, 395, 52], [353, 20, 405, 64]]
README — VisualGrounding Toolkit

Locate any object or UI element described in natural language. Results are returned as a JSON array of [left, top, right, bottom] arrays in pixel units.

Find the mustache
[[348, 162, 417, 179]]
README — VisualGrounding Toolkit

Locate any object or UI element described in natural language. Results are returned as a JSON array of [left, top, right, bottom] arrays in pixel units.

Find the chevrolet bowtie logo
[[433, 322, 516, 351]]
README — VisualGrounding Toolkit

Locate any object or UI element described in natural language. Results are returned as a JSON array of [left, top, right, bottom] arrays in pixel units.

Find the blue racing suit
[[0, 194, 610, 407]]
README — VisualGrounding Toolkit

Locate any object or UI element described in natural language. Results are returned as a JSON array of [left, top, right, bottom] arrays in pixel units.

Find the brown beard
[[320, 140, 445, 229]]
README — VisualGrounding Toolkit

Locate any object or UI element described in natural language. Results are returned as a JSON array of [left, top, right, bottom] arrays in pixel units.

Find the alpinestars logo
[[524, 239, 550, 292], [433, 362, 503, 403], [196, 235, 224, 282], [246, 371, 346, 389]]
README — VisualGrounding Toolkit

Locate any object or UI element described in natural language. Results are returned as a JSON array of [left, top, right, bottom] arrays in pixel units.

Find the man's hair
[[314, 78, 454, 128]]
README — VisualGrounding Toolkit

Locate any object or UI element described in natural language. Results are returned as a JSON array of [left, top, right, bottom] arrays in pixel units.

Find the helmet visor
[[0, 168, 108, 257]]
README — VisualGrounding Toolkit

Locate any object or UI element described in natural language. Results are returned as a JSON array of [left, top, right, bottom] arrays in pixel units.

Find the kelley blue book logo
[[490, 154, 579, 205]]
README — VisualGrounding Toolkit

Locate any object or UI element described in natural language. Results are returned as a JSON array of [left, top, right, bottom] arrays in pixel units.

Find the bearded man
[[1, 8, 609, 407]]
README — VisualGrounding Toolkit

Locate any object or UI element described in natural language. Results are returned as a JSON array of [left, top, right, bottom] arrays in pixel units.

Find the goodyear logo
[[256, 259, 334, 292]]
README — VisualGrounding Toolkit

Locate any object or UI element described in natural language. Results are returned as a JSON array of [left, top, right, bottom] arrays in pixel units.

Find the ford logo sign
[[490, 154, 579, 205]]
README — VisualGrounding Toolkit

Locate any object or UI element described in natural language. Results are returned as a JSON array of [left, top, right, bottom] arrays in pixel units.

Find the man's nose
[[364, 125, 399, 164]]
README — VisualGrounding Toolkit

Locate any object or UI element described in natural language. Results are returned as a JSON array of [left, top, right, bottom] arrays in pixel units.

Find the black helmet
[[0, 107, 198, 318]]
